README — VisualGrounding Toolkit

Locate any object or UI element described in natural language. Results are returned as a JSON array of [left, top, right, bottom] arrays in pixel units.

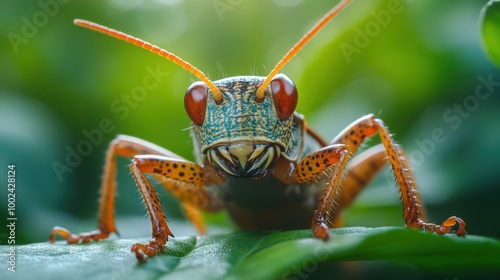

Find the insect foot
[[49, 226, 112, 244], [131, 237, 168, 263], [312, 219, 330, 241], [415, 216, 467, 237]]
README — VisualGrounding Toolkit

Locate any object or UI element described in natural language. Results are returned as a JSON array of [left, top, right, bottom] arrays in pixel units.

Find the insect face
[[185, 74, 298, 177]]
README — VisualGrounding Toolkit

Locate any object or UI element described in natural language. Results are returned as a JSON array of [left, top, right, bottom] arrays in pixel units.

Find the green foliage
[[2, 227, 499, 279], [481, 0, 500, 65]]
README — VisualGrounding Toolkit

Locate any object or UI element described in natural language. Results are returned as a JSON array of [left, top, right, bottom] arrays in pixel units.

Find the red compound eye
[[270, 74, 298, 120], [184, 81, 208, 126]]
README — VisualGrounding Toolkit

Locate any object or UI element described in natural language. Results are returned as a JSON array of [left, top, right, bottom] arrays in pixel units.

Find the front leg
[[294, 114, 466, 241], [49, 135, 214, 262], [293, 144, 351, 240], [129, 155, 207, 262]]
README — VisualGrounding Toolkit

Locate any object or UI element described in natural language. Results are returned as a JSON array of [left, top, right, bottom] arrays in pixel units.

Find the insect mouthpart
[[206, 142, 282, 177]]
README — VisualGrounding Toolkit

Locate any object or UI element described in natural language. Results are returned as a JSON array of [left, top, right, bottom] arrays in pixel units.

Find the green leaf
[[481, 0, 500, 66], [2, 227, 500, 279]]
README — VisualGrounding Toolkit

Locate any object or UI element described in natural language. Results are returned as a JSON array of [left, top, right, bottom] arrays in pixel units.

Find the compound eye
[[184, 81, 208, 126], [270, 74, 298, 120]]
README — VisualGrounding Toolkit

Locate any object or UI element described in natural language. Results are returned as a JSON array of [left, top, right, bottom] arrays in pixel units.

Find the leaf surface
[[2, 227, 500, 280]]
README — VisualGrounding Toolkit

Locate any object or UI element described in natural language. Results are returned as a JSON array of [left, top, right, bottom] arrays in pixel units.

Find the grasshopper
[[50, 0, 466, 263]]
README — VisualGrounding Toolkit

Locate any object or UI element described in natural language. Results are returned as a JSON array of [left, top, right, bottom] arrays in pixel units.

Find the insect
[[49, 0, 466, 263]]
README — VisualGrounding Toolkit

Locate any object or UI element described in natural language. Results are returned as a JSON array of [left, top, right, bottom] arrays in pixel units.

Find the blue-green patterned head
[[184, 74, 298, 177]]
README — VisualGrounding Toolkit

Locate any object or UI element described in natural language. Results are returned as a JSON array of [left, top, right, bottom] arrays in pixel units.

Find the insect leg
[[49, 135, 211, 247], [129, 154, 208, 262], [330, 144, 387, 225], [331, 114, 466, 236], [293, 144, 351, 240]]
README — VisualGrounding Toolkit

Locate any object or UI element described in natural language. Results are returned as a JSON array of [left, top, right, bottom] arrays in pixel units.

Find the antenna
[[73, 19, 223, 102], [255, 0, 352, 99]]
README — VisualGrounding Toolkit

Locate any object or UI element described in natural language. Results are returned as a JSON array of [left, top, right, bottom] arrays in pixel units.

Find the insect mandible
[[49, 0, 466, 263]]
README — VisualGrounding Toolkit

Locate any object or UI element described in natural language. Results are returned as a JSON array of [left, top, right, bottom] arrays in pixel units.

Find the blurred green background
[[1, 0, 499, 245]]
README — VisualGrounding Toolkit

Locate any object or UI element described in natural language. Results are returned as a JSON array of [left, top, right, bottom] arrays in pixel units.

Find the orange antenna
[[74, 19, 223, 102], [256, 0, 352, 99]]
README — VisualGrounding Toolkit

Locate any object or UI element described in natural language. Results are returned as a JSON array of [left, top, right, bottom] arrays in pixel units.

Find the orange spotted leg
[[330, 144, 388, 225], [294, 114, 466, 240], [129, 154, 208, 262], [293, 144, 351, 239], [49, 134, 214, 263]]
